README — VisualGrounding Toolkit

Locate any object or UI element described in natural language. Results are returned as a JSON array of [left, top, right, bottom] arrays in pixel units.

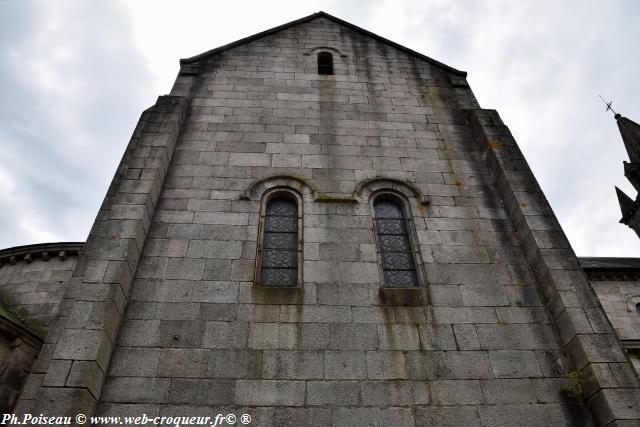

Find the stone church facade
[[1, 12, 639, 426]]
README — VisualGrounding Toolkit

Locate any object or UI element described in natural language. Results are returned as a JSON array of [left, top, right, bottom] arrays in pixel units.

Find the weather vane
[[598, 95, 619, 117]]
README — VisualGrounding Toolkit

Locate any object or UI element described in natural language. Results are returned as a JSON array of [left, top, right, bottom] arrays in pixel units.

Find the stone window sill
[[251, 284, 304, 304], [379, 287, 428, 306]]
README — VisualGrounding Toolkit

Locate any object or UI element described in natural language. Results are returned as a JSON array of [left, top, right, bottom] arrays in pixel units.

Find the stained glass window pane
[[260, 196, 298, 286], [262, 250, 297, 268], [266, 199, 297, 217], [374, 198, 418, 287], [374, 200, 404, 218], [379, 234, 411, 252], [383, 270, 418, 288], [265, 216, 298, 232], [381, 252, 415, 271], [376, 219, 407, 235], [261, 268, 297, 286], [263, 233, 297, 249]]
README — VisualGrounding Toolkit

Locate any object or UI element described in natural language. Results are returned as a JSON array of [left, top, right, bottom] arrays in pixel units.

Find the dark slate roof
[[617, 116, 640, 164], [180, 11, 467, 77], [615, 186, 637, 223], [579, 257, 640, 270]]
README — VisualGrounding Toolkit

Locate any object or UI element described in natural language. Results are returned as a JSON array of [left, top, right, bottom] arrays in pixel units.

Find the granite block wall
[[590, 279, 640, 341], [97, 16, 597, 425], [0, 246, 80, 328], [16, 13, 639, 426], [0, 318, 43, 412]]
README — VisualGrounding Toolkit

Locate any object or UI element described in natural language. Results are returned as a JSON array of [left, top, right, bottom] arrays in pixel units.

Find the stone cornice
[[0, 242, 84, 265], [584, 270, 640, 281]]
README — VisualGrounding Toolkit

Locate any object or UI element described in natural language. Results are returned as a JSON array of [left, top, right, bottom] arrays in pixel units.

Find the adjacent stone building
[[581, 258, 640, 374], [0, 243, 81, 412], [1, 11, 639, 426]]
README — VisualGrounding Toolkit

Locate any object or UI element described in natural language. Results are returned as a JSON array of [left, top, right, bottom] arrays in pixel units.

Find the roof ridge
[[180, 11, 466, 76]]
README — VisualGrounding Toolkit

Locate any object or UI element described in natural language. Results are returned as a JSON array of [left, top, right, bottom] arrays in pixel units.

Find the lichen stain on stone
[[488, 138, 502, 149], [520, 202, 528, 208], [416, 202, 428, 215], [425, 87, 445, 110], [454, 180, 464, 187]]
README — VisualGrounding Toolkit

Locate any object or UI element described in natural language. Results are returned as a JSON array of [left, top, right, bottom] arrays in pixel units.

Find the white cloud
[[0, 166, 17, 201], [18, 214, 61, 244], [0, 0, 152, 247]]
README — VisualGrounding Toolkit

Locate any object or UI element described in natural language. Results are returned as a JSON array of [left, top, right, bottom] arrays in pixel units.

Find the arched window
[[373, 196, 419, 287], [317, 52, 333, 75], [257, 191, 302, 286], [636, 302, 640, 315]]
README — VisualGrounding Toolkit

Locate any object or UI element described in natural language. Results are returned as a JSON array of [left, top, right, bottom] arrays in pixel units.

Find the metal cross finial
[[599, 95, 618, 116]]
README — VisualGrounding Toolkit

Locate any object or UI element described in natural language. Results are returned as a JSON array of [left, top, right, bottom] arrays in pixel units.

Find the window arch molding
[[304, 47, 347, 76], [355, 177, 428, 206], [369, 189, 427, 288], [255, 187, 304, 287], [241, 174, 316, 203], [305, 46, 346, 57]]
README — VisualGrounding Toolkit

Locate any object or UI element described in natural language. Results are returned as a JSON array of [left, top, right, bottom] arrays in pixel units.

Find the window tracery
[[373, 195, 420, 287], [256, 190, 302, 286]]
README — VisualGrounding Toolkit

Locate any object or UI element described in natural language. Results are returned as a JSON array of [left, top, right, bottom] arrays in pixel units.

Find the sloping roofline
[[180, 11, 467, 77], [579, 256, 640, 270]]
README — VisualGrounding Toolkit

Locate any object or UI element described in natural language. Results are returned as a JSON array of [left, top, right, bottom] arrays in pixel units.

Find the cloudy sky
[[1, 0, 639, 257]]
